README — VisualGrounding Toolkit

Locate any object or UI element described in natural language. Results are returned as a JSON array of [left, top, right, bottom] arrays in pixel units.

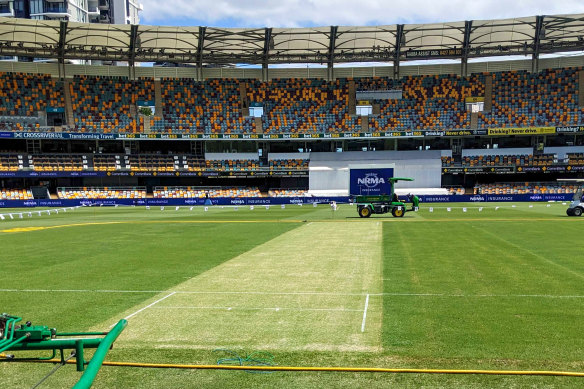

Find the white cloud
[[139, 0, 584, 27]]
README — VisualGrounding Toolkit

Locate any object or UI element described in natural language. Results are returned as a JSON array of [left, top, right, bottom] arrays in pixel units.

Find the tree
[[139, 107, 153, 116]]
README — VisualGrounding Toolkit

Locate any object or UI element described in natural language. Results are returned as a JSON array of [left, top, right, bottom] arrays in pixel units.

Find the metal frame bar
[[0, 14, 583, 66]]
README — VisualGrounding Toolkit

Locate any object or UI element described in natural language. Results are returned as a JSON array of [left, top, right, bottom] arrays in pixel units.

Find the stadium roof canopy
[[0, 14, 583, 67]]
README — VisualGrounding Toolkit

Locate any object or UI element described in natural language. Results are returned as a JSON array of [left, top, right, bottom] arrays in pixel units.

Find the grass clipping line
[[1, 355, 584, 377]]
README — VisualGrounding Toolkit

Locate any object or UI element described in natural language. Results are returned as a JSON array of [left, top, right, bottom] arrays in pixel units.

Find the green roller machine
[[0, 313, 126, 388], [354, 177, 420, 218], [560, 178, 584, 216]]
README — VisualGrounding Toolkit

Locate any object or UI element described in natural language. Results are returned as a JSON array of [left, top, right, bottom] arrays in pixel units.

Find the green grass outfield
[[0, 202, 583, 388]]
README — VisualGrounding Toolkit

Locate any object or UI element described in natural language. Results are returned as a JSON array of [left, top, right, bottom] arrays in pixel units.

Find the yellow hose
[[1, 354, 583, 377]]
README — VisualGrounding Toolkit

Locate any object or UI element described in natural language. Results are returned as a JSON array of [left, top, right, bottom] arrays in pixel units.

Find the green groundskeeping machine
[[562, 179, 584, 216], [0, 313, 126, 388], [354, 177, 420, 218]]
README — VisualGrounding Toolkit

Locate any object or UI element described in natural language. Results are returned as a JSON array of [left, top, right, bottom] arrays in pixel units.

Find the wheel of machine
[[359, 206, 372, 218], [567, 208, 574, 216], [391, 206, 405, 218], [573, 207, 583, 217]]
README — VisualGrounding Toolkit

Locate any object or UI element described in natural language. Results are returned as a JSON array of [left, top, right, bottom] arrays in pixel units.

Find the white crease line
[[151, 306, 363, 312], [112, 292, 176, 327], [361, 294, 370, 333], [378, 293, 584, 298], [175, 290, 376, 296]]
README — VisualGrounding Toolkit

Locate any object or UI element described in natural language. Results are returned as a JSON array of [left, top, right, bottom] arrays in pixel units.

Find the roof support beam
[[328, 26, 338, 81], [57, 20, 68, 79], [532, 15, 544, 73], [461, 20, 472, 77], [394, 24, 404, 79], [196, 26, 206, 80], [263, 27, 272, 81], [128, 24, 138, 78]]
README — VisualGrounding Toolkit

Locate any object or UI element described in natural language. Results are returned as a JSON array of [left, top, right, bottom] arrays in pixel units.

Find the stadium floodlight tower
[[559, 178, 584, 217]]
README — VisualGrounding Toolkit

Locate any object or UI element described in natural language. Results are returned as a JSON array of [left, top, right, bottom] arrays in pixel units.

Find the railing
[[43, 6, 70, 14]]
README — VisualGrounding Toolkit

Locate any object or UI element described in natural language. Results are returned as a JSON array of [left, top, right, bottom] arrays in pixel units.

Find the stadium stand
[[567, 153, 584, 165], [478, 68, 580, 128], [29, 154, 89, 172], [268, 189, 308, 197], [269, 159, 309, 170], [475, 182, 579, 194], [152, 77, 205, 133], [0, 116, 42, 131], [365, 73, 485, 130], [441, 156, 454, 167], [151, 78, 254, 134], [447, 187, 465, 195], [0, 189, 33, 200], [57, 187, 146, 199], [0, 154, 21, 171], [247, 78, 359, 133], [124, 155, 179, 172], [0, 68, 583, 135], [462, 154, 555, 167], [204, 79, 255, 134], [93, 155, 123, 171], [0, 73, 64, 118], [442, 153, 556, 167], [153, 186, 262, 198], [0, 153, 311, 173], [205, 159, 261, 171], [136, 78, 155, 106], [70, 75, 138, 133]]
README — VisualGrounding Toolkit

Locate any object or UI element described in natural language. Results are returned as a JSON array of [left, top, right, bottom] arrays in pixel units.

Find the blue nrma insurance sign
[[349, 168, 394, 195]]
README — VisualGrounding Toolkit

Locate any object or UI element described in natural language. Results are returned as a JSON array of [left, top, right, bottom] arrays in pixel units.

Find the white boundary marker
[[113, 292, 176, 326], [360, 294, 370, 333]]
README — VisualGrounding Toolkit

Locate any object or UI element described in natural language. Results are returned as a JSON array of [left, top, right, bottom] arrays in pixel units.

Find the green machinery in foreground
[[560, 178, 584, 216], [0, 313, 126, 388], [353, 177, 420, 218]]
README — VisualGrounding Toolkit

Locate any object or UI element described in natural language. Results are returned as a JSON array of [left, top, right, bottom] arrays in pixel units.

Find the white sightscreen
[[308, 150, 443, 191]]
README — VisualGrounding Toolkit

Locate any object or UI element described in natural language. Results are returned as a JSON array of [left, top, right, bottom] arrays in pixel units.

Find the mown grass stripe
[[97, 222, 383, 351]]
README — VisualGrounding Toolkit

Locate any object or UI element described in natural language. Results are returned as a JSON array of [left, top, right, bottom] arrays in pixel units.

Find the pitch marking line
[[112, 292, 176, 327], [361, 293, 370, 333], [0, 220, 305, 234], [1, 217, 578, 234], [0, 288, 375, 296], [3, 289, 584, 299], [152, 306, 363, 313]]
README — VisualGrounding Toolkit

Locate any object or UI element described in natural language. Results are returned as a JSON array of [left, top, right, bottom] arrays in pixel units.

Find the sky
[[139, 0, 584, 28]]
